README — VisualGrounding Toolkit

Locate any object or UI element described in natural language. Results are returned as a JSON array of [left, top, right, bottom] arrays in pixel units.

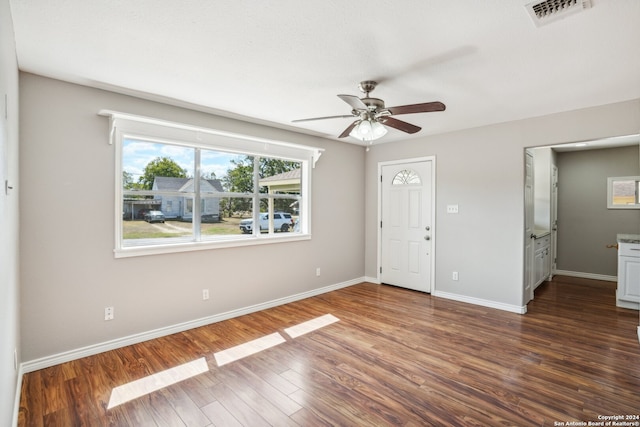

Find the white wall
[[19, 73, 366, 363], [0, 0, 21, 424], [365, 100, 640, 309]]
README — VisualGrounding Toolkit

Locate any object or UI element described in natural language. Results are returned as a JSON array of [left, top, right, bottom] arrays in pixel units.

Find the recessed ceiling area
[[8, 0, 640, 146], [545, 134, 640, 152]]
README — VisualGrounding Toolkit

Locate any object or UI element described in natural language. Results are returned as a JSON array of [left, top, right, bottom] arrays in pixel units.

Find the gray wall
[[19, 73, 365, 362], [556, 145, 640, 276], [364, 100, 640, 308], [0, 0, 21, 424]]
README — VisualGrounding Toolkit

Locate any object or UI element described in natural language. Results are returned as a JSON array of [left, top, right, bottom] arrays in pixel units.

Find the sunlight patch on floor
[[107, 314, 340, 409], [107, 357, 209, 409], [284, 313, 340, 338], [214, 332, 286, 367]]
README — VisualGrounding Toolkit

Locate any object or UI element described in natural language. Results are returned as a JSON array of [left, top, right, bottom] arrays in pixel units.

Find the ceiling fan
[[293, 80, 445, 142]]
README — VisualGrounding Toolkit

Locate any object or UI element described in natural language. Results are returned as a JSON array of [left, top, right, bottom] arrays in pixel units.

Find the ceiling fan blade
[[292, 114, 355, 123], [338, 121, 360, 138], [380, 117, 421, 134], [338, 94, 367, 110], [387, 101, 445, 115]]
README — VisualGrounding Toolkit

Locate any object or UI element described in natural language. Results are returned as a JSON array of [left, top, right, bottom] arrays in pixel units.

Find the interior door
[[551, 165, 558, 276], [524, 151, 534, 303], [380, 160, 433, 292]]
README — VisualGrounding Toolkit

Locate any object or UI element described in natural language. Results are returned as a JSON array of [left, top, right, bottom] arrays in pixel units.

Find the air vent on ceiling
[[525, 0, 592, 27]]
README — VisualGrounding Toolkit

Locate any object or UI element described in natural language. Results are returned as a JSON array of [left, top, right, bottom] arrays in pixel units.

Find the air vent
[[525, 0, 592, 27]]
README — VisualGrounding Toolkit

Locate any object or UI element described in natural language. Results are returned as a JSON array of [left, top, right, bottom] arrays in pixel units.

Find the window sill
[[114, 233, 311, 258]]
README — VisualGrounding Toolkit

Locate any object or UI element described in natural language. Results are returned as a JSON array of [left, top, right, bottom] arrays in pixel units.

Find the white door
[[524, 151, 535, 303], [380, 160, 433, 292], [551, 165, 558, 275]]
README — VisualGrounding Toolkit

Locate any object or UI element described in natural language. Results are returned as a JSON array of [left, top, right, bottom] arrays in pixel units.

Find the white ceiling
[[8, 0, 640, 146]]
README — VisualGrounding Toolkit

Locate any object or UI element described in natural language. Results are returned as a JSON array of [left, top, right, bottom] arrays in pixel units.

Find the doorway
[[523, 135, 640, 308], [379, 157, 435, 293]]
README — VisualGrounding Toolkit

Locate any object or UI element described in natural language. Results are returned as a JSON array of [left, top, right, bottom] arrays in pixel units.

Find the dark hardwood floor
[[18, 276, 640, 426]]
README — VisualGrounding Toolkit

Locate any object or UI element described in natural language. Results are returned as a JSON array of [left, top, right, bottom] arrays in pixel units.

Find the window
[[102, 111, 323, 257], [607, 176, 640, 209], [392, 169, 421, 185]]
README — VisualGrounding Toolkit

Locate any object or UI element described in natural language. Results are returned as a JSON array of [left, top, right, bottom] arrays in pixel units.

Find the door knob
[[425, 226, 430, 231], [424, 235, 431, 240]]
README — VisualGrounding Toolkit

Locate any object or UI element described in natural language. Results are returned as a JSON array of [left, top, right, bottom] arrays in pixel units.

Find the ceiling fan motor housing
[[362, 97, 385, 111], [358, 80, 378, 94]]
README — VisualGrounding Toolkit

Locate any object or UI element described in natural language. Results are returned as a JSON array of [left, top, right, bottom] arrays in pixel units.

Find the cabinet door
[[534, 249, 544, 288], [543, 248, 551, 280], [619, 256, 640, 302]]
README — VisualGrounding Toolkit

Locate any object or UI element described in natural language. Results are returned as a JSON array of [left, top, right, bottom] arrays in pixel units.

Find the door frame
[[551, 164, 558, 276], [524, 150, 535, 304], [377, 156, 436, 290]]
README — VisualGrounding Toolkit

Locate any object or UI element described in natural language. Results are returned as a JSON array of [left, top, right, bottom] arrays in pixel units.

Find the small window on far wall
[[103, 111, 322, 257], [607, 176, 640, 209]]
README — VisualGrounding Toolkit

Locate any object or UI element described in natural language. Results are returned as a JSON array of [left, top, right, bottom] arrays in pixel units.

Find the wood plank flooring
[[18, 276, 640, 426]]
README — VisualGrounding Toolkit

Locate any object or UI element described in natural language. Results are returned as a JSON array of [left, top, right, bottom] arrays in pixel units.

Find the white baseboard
[[433, 290, 527, 314], [554, 270, 617, 282], [365, 278, 525, 313], [12, 366, 23, 427], [20, 277, 364, 373]]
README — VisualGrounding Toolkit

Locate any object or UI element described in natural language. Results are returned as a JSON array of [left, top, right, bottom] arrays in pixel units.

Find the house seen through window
[[122, 139, 302, 247]]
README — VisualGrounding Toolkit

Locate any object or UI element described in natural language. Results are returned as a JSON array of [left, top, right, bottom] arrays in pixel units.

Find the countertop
[[617, 234, 640, 244], [533, 229, 550, 238]]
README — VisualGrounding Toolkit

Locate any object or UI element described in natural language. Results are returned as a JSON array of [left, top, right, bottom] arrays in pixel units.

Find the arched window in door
[[392, 169, 421, 185]]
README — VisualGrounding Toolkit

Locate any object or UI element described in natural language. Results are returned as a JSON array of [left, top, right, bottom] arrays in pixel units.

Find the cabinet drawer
[[534, 236, 550, 249], [619, 243, 640, 257]]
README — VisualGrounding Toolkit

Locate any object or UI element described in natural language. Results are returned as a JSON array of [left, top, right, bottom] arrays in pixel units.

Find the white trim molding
[[554, 270, 617, 282], [433, 290, 527, 314], [99, 110, 324, 166], [12, 366, 24, 427]]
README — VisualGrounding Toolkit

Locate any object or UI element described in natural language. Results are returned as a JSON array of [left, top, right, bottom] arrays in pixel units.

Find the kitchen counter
[[534, 229, 550, 238], [617, 234, 640, 244]]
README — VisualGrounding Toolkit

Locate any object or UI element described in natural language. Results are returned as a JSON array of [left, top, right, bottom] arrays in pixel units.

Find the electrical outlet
[[104, 306, 114, 321], [452, 271, 459, 281], [316, 267, 321, 277], [202, 289, 210, 300]]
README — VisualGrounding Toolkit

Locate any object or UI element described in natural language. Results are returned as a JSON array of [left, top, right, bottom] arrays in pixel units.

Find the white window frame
[[607, 176, 640, 209], [100, 110, 323, 258]]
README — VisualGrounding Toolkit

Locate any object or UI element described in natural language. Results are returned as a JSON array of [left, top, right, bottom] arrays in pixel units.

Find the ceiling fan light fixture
[[350, 119, 387, 142]]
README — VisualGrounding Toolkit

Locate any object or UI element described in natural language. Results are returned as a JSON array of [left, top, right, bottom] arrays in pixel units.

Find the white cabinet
[[617, 241, 640, 310], [533, 233, 551, 289]]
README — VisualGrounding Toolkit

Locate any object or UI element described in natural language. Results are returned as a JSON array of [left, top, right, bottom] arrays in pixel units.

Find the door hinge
[[380, 267, 382, 274], [380, 175, 383, 182], [380, 221, 382, 228]]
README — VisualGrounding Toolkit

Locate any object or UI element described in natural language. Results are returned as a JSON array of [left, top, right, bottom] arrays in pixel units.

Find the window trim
[[100, 110, 323, 258], [607, 176, 640, 209]]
